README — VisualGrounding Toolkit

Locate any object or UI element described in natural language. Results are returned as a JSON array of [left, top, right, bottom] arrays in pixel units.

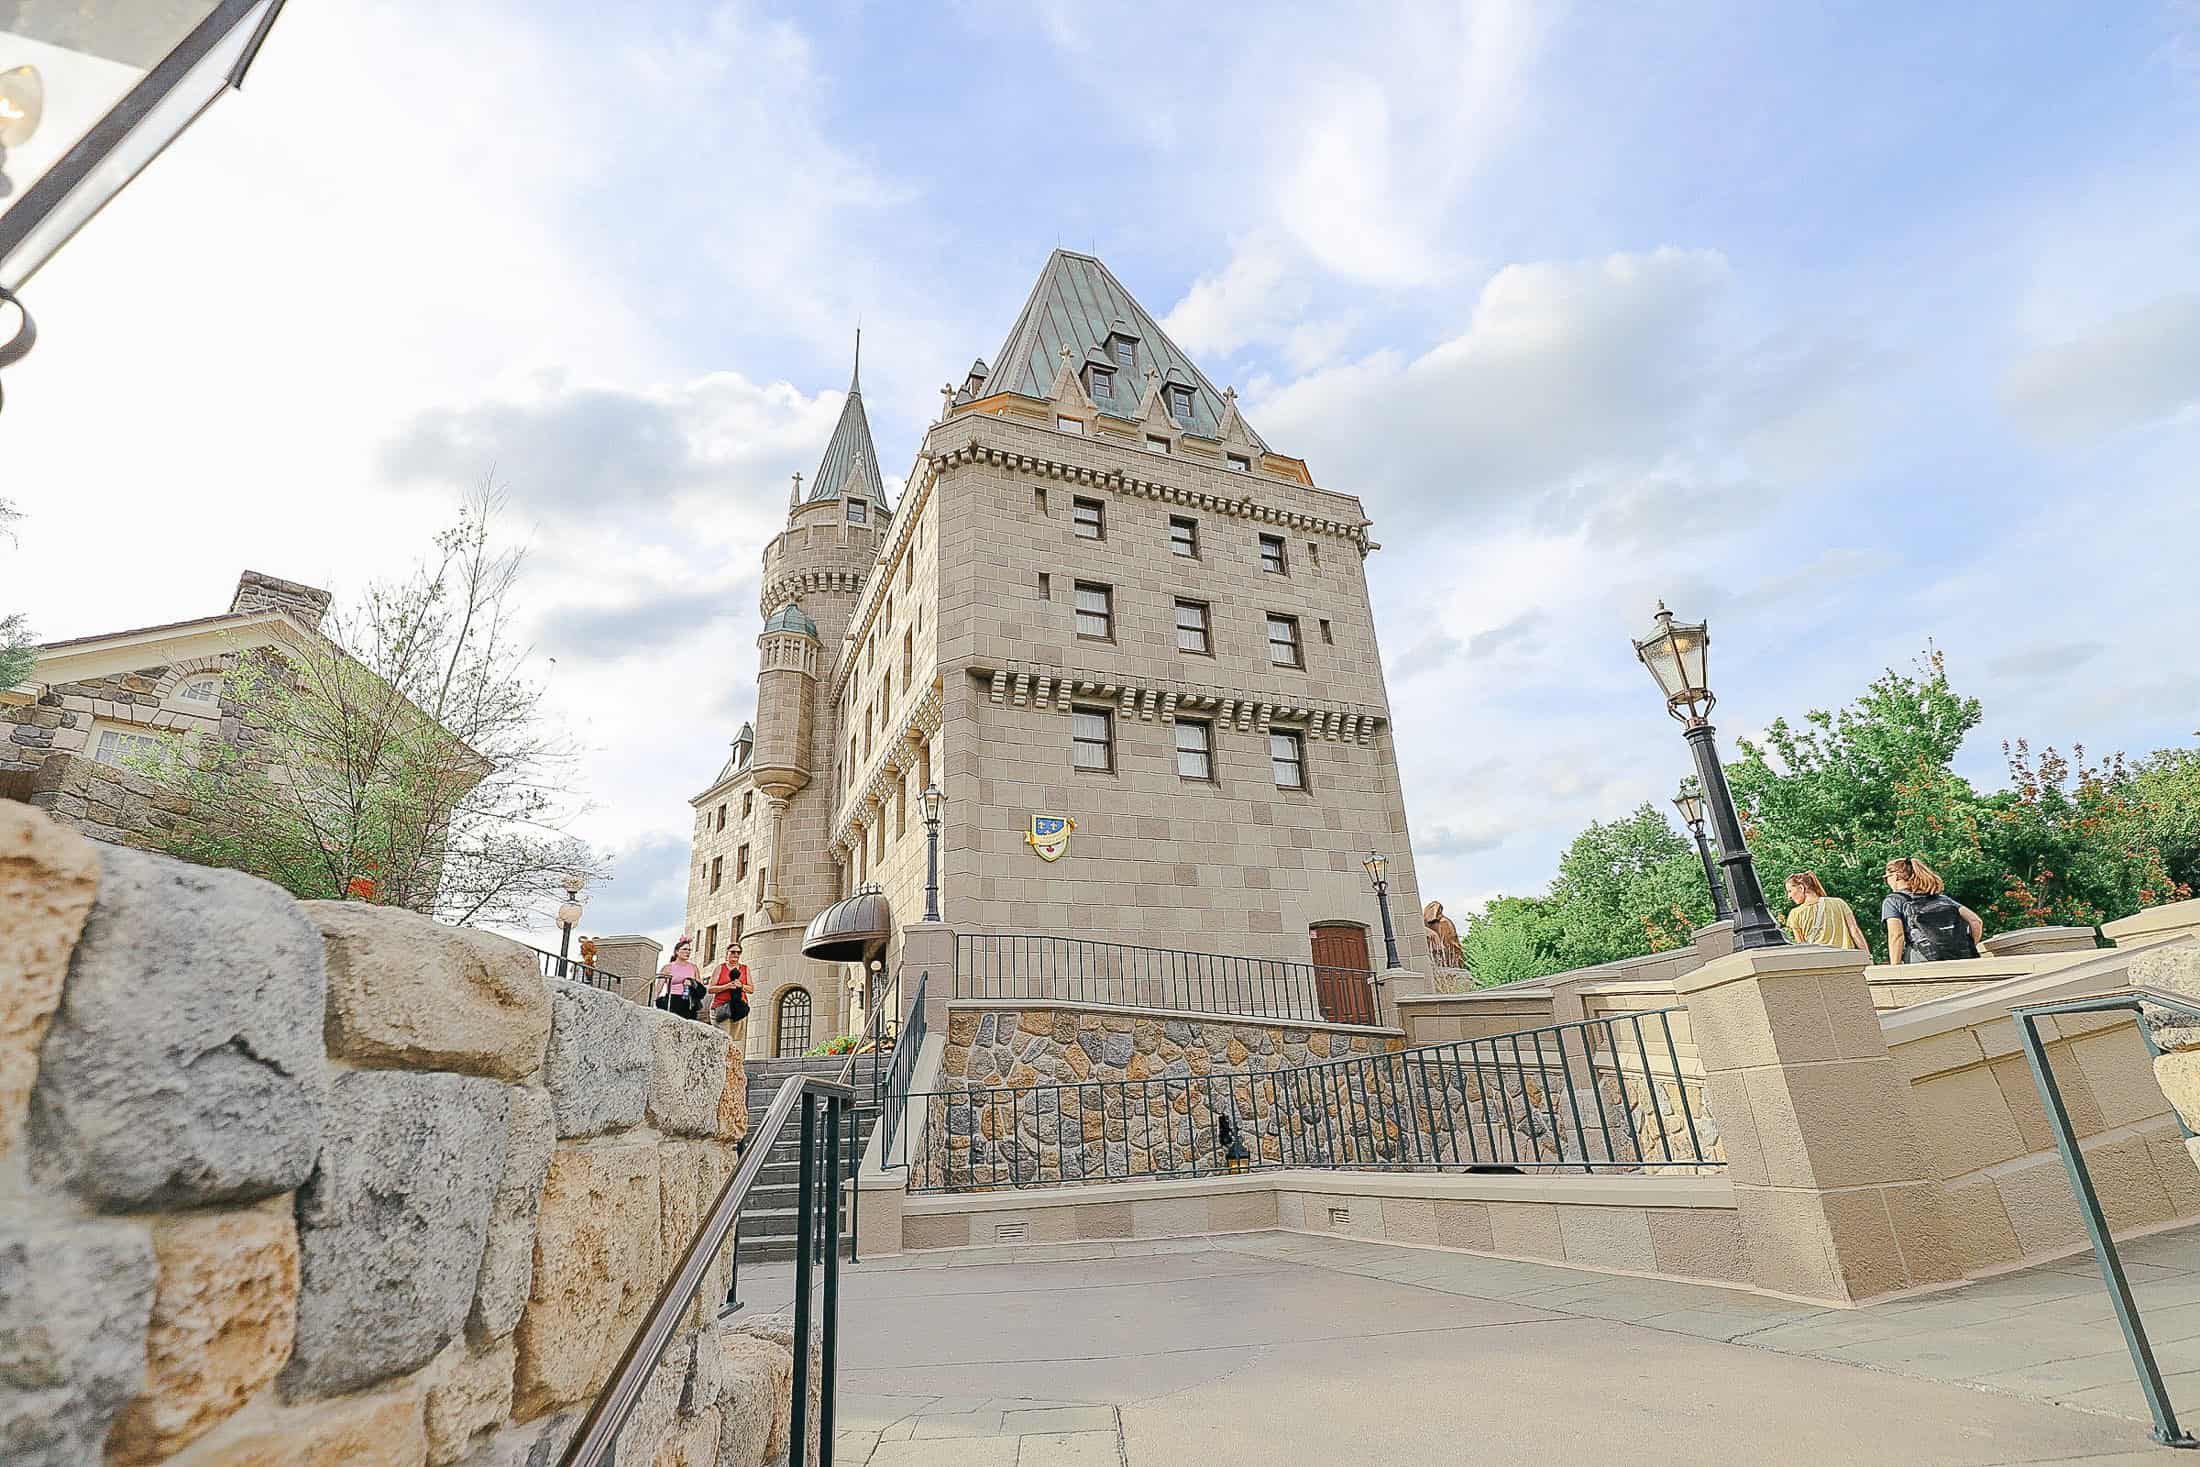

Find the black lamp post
[[0, 1, 288, 409], [1633, 604, 1786, 951], [1672, 786, 1732, 923], [555, 872, 587, 978], [920, 782, 945, 922], [1362, 851, 1401, 970]]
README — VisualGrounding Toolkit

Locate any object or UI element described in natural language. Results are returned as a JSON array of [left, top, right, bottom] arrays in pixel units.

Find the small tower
[[750, 605, 820, 922]]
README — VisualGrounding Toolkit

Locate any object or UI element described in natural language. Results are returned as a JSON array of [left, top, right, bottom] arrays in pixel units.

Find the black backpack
[[1903, 894, 1978, 962]]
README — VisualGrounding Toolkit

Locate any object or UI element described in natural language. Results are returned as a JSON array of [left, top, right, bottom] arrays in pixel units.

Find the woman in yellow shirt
[[1783, 872, 1870, 950]]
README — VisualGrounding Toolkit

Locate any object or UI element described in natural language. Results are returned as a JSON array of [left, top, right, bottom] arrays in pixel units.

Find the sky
[[5, 1, 2199, 949]]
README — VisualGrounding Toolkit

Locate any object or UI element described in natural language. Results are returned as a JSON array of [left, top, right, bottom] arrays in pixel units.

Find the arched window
[[774, 987, 813, 1057], [177, 676, 221, 704]]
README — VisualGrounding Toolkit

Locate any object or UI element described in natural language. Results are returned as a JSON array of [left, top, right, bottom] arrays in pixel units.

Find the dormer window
[[847, 497, 868, 524], [1226, 453, 1252, 473], [1167, 385, 1194, 420], [1088, 367, 1114, 401], [1112, 339, 1134, 368]]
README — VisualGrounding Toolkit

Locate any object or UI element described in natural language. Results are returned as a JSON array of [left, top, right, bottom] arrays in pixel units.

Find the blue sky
[[8, 1, 2199, 945]]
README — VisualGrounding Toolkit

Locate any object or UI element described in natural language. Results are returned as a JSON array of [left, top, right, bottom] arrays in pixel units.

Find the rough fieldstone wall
[[0, 803, 800, 1467], [919, 1004, 1719, 1191]]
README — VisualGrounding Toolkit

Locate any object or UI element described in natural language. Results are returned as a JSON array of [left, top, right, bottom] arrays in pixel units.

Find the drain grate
[[1327, 1206, 1353, 1229], [993, 1220, 1030, 1243]]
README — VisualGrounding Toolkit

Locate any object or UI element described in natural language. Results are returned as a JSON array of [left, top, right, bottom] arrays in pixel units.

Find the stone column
[[1676, 945, 1963, 1304], [898, 922, 955, 1036], [761, 795, 789, 922]]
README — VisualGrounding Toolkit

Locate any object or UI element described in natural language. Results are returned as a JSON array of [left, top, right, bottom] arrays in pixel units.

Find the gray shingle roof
[[988, 251, 1266, 449], [806, 350, 886, 505], [762, 602, 819, 638]]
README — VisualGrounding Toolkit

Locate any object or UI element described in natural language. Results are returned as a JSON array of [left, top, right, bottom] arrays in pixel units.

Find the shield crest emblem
[[1026, 814, 1075, 862]]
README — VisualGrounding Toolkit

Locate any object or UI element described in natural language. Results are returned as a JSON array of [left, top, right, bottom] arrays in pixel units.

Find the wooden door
[[1310, 923, 1375, 1025]]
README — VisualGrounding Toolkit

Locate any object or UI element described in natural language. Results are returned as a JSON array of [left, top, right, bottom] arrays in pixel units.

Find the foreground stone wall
[[0, 804, 789, 1467]]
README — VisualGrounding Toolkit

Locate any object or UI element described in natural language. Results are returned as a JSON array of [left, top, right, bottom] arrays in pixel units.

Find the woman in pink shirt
[[653, 938, 701, 1020]]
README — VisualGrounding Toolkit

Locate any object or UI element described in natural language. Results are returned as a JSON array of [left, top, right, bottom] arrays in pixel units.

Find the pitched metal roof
[[762, 602, 819, 638], [806, 343, 886, 505], [988, 250, 1266, 449]]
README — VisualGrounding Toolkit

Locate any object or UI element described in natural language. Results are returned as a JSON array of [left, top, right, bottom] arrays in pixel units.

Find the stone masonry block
[[0, 803, 98, 1159], [108, 1208, 300, 1464], [513, 1143, 662, 1420], [648, 1009, 733, 1138], [424, 1334, 517, 1467], [193, 1381, 427, 1467], [285, 1069, 512, 1400], [542, 978, 653, 1139], [310, 901, 552, 1082], [470, 1086, 555, 1346], [0, 1219, 156, 1467], [28, 844, 328, 1210]]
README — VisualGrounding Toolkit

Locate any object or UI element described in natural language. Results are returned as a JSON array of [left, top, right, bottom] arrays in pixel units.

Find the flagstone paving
[[733, 1224, 2200, 1464]]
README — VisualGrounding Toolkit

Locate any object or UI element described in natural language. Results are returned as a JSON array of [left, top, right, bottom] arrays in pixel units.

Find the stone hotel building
[[687, 252, 1428, 1056]]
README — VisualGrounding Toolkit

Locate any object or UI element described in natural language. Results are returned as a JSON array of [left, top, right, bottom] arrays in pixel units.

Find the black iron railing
[[893, 1007, 1716, 1192], [2013, 987, 2199, 1450], [558, 1075, 852, 1467], [528, 944, 618, 991], [954, 932, 1376, 1023], [877, 974, 927, 1158]]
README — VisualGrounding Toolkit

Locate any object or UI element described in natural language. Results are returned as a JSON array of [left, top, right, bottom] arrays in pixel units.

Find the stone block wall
[[0, 804, 793, 1467]]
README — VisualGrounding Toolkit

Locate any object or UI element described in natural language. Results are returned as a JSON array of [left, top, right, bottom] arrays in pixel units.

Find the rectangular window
[[1055, 415, 1084, 435], [1072, 707, 1114, 772], [875, 818, 885, 861], [1168, 384, 1194, 419], [1072, 496, 1104, 540], [704, 924, 718, 964], [742, 791, 753, 818], [847, 497, 868, 524], [710, 856, 723, 893], [1259, 534, 1287, 574], [736, 843, 751, 881], [1319, 618, 1334, 645], [905, 554, 914, 591], [1270, 731, 1306, 790], [1169, 516, 1198, 557], [1034, 486, 1048, 513], [895, 779, 907, 837], [1146, 435, 1172, 454], [1308, 541, 1321, 567], [91, 723, 165, 769], [1226, 453, 1251, 473], [1089, 368, 1113, 400], [1074, 582, 1113, 640], [759, 865, 770, 900], [1174, 599, 1211, 655], [1268, 614, 1303, 668], [1113, 339, 1134, 367], [1175, 720, 1214, 781], [1037, 572, 1052, 599], [715, 804, 726, 831], [902, 629, 913, 684], [731, 914, 744, 945]]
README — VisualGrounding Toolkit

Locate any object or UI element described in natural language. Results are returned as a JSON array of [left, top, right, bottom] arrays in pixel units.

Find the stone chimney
[[229, 571, 333, 630]]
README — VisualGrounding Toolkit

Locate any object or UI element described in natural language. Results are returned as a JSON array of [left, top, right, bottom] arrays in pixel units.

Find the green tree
[[1460, 896, 1559, 987], [0, 499, 32, 688], [2135, 748, 2200, 896], [1980, 742, 2188, 930]]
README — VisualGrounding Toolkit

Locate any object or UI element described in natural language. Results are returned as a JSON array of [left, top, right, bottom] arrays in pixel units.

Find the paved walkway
[[734, 1223, 2200, 1465]]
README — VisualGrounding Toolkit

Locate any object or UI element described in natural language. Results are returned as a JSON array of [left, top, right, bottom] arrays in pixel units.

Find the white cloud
[[2000, 294, 2200, 439]]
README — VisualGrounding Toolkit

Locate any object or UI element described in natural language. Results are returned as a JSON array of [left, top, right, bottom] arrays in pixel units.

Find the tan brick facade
[[686, 253, 1429, 1055]]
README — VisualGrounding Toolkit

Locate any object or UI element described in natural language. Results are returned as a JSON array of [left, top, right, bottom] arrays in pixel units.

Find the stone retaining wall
[[0, 803, 791, 1467]]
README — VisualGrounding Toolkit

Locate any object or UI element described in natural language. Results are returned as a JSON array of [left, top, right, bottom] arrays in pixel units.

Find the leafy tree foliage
[[0, 499, 32, 689]]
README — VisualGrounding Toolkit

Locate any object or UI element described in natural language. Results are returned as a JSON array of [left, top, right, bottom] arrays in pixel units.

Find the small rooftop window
[[1167, 385, 1194, 420], [847, 496, 868, 524], [1112, 339, 1134, 368], [1089, 367, 1114, 401]]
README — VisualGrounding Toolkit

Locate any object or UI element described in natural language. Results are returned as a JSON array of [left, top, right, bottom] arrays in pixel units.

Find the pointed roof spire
[[987, 250, 1266, 449], [801, 331, 887, 508]]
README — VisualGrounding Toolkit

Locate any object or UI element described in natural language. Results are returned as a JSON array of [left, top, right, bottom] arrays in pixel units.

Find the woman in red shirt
[[706, 943, 753, 1041]]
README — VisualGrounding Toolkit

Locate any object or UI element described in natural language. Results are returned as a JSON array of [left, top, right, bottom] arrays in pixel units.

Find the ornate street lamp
[[920, 783, 946, 922], [555, 871, 587, 979], [1672, 784, 1732, 924], [1633, 604, 1785, 950], [1362, 851, 1401, 970], [0, 2, 289, 406]]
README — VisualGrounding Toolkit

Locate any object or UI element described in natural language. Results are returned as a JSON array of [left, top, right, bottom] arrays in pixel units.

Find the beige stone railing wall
[[0, 803, 799, 1467]]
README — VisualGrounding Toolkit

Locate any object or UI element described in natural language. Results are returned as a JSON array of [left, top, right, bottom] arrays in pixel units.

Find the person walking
[[706, 943, 753, 1045], [1882, 856, 1985, 963], [654, 938, 701, 1019], [1783, 872, 1870, 950]]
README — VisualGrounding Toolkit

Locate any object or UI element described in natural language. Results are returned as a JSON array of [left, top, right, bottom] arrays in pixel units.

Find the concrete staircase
[[733, 1055, 884, 1265]]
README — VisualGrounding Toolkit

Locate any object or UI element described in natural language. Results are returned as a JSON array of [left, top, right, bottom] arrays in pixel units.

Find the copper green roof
[[989, 250, 1265, 449], [762, 603, 819, 638], [806, 340, 886, 506]]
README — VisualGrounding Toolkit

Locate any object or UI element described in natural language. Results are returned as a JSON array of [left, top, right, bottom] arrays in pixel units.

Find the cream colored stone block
[[1992, 1052, 2102, 1151], [1487, 1201, 1563, 1260], [1275, 1191, 1306, 1231], [109, 1208, 300, 1464], [1891, 1027, 1987, 1084], [1994, 1152, 2090, 1257], [0, 802, 98, 1158], [1208, 1188, 1279, 1233], [2149, 1128, 2200, 1217], [1131, 1195, 1209, 1238], [1433, 1200, 1494, 1252], [1701, 1070, 1765, 1186], [902, 1212, 972, 1251], [513, 1144, 661, 1421], [2084, 1129, 2176, 1234], [1938, 1175, 2024, 1273], [1379, 1196, 1437, 1245], [1645, 1207, 1746, 1283], [310, 902, 551, 1082], [2068, 1026, 2171, 1129], [1679, 980, 1782, 1071], [1733, 1187, 1843, 1302], [1556, 1206, 1656, 1272], [196, 1383, 428, 1467], [656, 1404, 720, 1467], [1882, 1180, 1965, 1286], [422, 1334, 515, 1467], [2154, 1050, 2200, 1134], [1075, 1201, 1133, 1240], [1820, 973, 1896, 1061], [1910, 1065, 2028, 1180], [1816, 1187, 1913, 1300]]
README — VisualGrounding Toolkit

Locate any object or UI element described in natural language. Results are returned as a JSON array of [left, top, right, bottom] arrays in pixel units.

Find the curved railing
[[954, 931, 1378, 1024], [556, 1074, 854, 1467], [525, 943, 619, 991]]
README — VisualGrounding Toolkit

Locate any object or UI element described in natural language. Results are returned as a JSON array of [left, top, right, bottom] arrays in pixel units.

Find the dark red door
[[1310, 923, 1375, 1025]]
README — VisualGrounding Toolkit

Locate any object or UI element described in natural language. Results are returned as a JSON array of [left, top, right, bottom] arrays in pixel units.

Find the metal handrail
[[954, 931, 1378, 1022], [878, 974, 927, 1158], [893, 1006, 1714, 1192], [2012, 985, 2200, 1449], [557, 1074, 853, 1467], [526, 944, 618, 992]]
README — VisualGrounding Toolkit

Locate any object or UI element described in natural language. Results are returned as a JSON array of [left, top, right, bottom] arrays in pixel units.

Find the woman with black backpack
[[1882, 857, 1985, 963]]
